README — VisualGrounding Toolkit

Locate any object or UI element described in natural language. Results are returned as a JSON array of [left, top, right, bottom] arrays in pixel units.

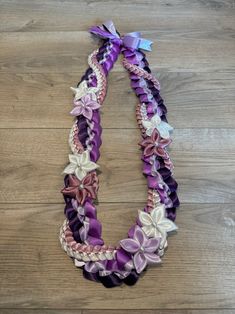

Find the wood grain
[[0, 32, 235, 73], [0, 311, 234, 314], [0, 129, 235, 203], [0, 0, 235, 32], [0, 71, 234, 129], [0, 0, 235, 311], [0, 203, 234, 309], [82, 311, 235, 314]]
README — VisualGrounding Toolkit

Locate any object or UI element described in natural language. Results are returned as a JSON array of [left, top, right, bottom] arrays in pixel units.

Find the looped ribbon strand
[[90, 20, 153, 51]]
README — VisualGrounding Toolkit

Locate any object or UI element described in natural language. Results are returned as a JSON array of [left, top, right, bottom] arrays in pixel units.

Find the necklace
[[59, 21, 180, 288]]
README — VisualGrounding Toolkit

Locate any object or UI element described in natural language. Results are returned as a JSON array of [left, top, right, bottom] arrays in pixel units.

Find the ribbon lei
[[90, 20, 153, 51]]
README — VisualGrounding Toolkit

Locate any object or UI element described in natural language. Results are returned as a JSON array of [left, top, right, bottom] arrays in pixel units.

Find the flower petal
[[159, 233, 167, 248], [151, 204, 166, 224], [151, 114, 161, 125], [157, 124, 170, 139], [69, 154, 77, 164], [90, 92, 97, 101], [84, 184, 97, 199], [73, 98, 82, 106], [82, 161, 99, 172], [162, 121, 173, 132], [144, 252, 161, 264], [160, 138, 171, 148], [145, 128, 154, 136], [138, 210, 153, 226], [71, 81, 88, 100], [140, 138, 154, 147], [68, 174, 80, 187], [158, 218, 178, 233], [76, 188, 87, 205], [142, 120, 152, 130], [83, 107, 93, 120], [63, 163, 76, 175], [133, 251, 147, 274], [83, 93, 91, 103], [82, 172, 94, 185], [133, 225, 148, 246], [70, 106, 83, 116], [153, 228, 162, 239], [160, 238, 168, 250], [120, 238, 140, 253], [142, 225, 155, 237], [61, 186, 77, 198], [80, 150, 89, 165], [144, 145, 155, 157], [155, 147, 166, 158], [75, 168, 87, 181], [152, 129, 160, 142], [144, 237, 160, 253], [87, 100, 101, 110]]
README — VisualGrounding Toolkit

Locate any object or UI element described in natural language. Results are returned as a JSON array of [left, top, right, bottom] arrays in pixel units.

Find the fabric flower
[[70, 93, 100, 120], [70, 80, 98, 101], [61, 173, 98, 205], [120, 225, 161, 274], [142, 114, 173, 139], [140, 129, 171, 159], [139, 204, 178, 247], [63, 150, 99, 181]]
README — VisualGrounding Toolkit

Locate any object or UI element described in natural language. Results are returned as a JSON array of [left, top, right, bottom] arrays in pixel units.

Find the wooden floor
[[0, 1, 235, 313]]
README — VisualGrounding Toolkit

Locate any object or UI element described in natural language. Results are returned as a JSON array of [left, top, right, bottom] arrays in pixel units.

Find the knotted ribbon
[[90, 20, 153, 51]]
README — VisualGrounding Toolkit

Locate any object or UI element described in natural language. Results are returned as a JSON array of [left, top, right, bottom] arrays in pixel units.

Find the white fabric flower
[[142, 114, 173, 139], [63, 150, 99, 180], [70, 80, 98, 101], [139, 204, 178, 247]]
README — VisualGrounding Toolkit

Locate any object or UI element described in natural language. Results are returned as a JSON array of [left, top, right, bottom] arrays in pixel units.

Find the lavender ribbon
[[90, 20, 153, 51]]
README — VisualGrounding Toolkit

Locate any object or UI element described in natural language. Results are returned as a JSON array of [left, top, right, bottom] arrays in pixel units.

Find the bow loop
[[122, 32, 153, 51], [90, 20, 153, 51], [89, 20, 121, 41]]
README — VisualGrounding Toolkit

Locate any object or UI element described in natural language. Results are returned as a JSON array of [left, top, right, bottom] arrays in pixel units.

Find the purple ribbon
[[90, 20, 153, 51]]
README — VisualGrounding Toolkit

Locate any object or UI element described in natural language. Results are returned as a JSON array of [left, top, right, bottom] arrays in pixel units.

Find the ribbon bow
[[90, 20, 153, 51]]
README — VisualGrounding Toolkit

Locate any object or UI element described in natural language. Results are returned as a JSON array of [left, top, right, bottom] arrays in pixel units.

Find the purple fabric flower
[[120, 225, 161, 274], [70, 93, 100, 120]]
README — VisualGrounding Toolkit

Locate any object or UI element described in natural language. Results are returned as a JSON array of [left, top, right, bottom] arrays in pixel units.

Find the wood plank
[[0, 310, 234, 314], [0, 32, 234, 73], [0, 129, 234, 204], [0, 0, 235, 312], [0, 311, 82, 314], [0, 0, 234, 32], [83, 311, 235, 314], [0, 203, 234, 309], [0, 71, 234, 129]]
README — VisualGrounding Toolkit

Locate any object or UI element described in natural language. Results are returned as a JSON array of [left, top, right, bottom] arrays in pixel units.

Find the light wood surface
[[0, 0, 234, 313]]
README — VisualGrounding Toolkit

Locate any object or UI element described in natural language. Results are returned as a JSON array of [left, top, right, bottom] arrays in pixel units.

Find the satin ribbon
[[90, 20, 153, 51]]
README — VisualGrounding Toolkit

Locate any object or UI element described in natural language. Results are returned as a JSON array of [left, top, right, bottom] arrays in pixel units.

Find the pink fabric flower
[[140, 129, 171, 159], [70, 93, 100, 120], [61, 173, 98, 205], [120, 225, 161, 274]]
